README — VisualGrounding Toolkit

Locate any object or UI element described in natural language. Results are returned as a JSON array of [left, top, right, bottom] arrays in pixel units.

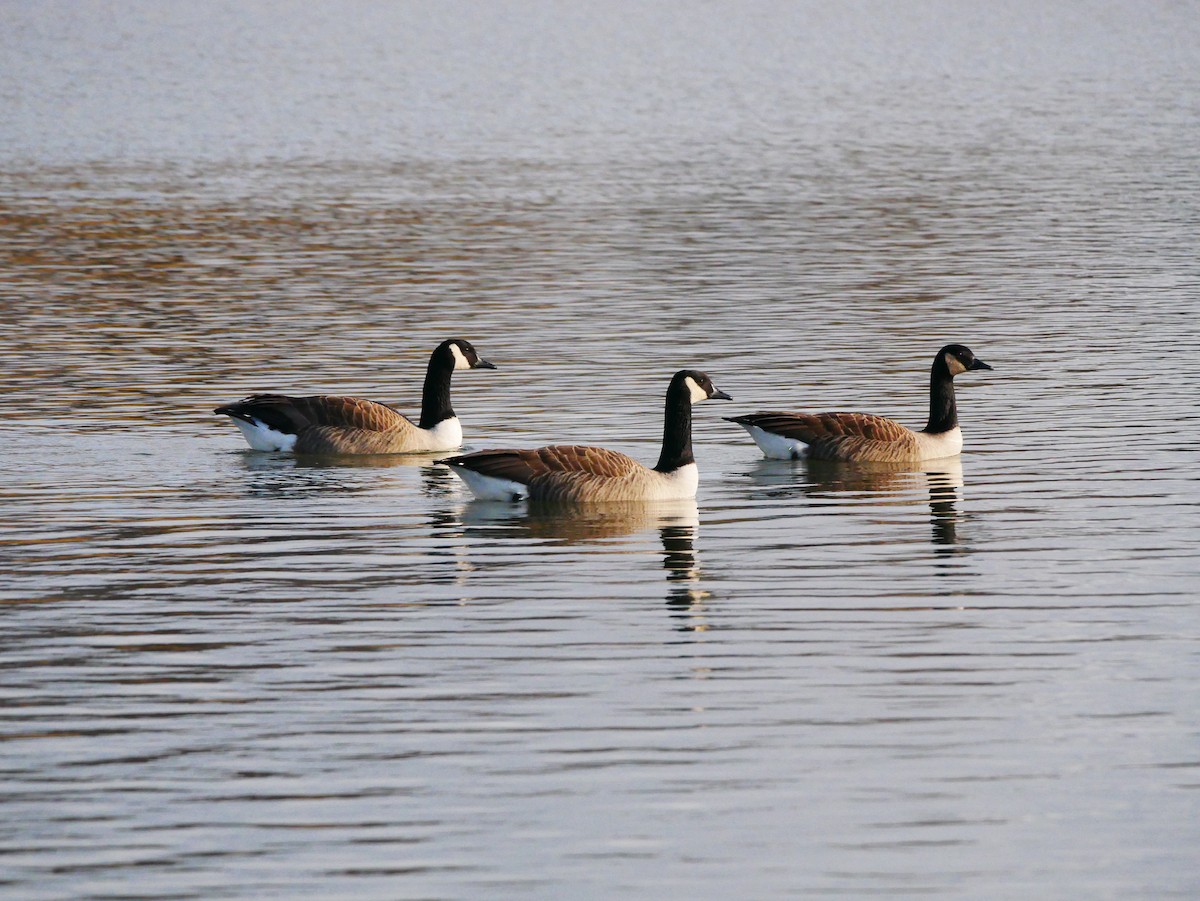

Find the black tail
[[214, 395, 307, 434]]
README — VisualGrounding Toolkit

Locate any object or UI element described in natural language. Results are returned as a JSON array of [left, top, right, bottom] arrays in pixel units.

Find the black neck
[[654, 379, 695, 472], [924, 355, 958, 434], [418, 353, 455, 429]]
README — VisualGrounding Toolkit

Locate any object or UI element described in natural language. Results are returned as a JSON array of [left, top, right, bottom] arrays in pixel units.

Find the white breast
[[418, 416, 463, 452], [915, 426, 963, 460], [647, 463, 700, 500]]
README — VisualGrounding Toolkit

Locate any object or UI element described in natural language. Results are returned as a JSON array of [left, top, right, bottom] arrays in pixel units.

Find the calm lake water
[[2, 2, 1198, 898]]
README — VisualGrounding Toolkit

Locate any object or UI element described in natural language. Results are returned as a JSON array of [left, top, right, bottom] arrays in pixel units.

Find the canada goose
[[215, 338, 496, 454], [726, 344, 992, 462], [438, 370, 731, 502]]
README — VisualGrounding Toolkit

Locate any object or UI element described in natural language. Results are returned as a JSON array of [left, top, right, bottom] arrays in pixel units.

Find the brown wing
[[443, 444, 669, 501], [271, 394, 414, 432], [293, 422, 426, 454], [444, 445, 645, 485], [730, 411, 921, 462], [216, 393, 413, 434]]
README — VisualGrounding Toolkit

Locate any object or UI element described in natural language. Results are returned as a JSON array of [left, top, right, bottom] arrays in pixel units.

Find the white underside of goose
[[233, 418, 297, 452], [741, 424, 806, 460], [452, 468, 530, 501]]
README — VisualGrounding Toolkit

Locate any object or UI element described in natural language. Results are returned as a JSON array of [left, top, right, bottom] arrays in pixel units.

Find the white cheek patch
[[685, 377, 709, 403], [449, 343, 471, 370], [945, 353, 967, 376]]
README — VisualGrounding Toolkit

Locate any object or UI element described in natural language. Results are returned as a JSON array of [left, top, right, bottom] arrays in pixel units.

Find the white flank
[[231, 418, 297, 452], [649, 462, 700, 500], [915, 426, 963, 459], [420, 416, 463, 452], [452, 467, 528, 501], [741, 423, 805, 460]]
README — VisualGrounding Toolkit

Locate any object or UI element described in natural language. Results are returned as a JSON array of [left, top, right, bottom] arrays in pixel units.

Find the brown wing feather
[[283, 395, 413, 432], [294, 422, 425, 454], [219, 393, 413, 433], [447, 445, 644, 484], [444, 445, 659, 501], [533, 445, 645, 479], [218, 394, 426, 454], [441, 449, 541, 484], [732, 411, 921, 462]]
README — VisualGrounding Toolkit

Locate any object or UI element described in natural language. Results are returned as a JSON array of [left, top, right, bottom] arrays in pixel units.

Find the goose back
[[443, 445, 698, 502], [217, 394, 410, 432], [729, 411, 924, 462], [216, 393, 450, 454]]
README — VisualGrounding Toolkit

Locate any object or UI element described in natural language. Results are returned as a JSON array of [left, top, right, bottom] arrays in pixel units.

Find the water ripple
[[2, 2, 1199, 898]]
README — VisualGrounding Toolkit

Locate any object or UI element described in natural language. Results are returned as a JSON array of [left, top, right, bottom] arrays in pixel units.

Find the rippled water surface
[[2, 2, 1199, 898]]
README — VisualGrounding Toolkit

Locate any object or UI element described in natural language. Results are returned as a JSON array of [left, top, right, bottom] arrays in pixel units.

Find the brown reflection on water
[[445, 498, 707, 622], [743, 456, 972, 569], [453, 498, 699, 546], [0, 172, 568, 429]]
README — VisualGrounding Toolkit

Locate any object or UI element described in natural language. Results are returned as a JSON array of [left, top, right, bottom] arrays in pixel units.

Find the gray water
[[2, 2, 1199, 898]]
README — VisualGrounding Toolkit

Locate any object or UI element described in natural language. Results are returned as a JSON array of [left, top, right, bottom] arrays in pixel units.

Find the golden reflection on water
[[801, 458, 969, 555], [745, 456, 964, 500], [739, 454, 973, 577], [0, 185, 566, 429], [455, 498, 699, 546], [452, 498, 707, 623]]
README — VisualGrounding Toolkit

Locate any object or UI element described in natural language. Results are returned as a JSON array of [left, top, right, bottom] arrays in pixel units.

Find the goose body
[[439, 370, 730, 502], [215, 338, 495, 454], [727, 344, 991, 463]]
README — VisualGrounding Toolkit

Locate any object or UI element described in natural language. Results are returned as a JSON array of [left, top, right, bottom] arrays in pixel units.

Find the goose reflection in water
[[659, 520, 712, 632], [455, 498, 698, 544], [231, 449, 447, 499], [418, 462, 460, 500], [448, 498, 709, 627], [746, 455, 970, 559]]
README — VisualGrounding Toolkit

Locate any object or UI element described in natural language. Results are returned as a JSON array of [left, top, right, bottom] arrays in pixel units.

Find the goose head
[[939, 344, 992, 377], [675, 369, 732, 403], [440, 338, 497, 371]]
